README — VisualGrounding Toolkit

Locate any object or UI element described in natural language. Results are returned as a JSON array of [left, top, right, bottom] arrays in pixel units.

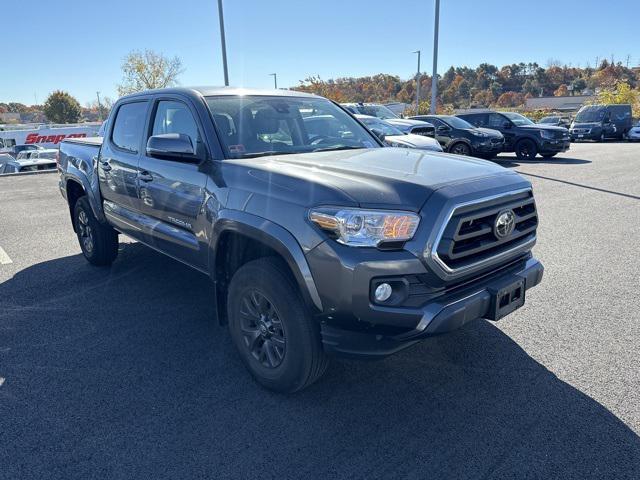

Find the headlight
[[472, 131, 488, 138], [540, 130, 554, 139], [309, 208, 420, 247], [388, 141, 409, 148]]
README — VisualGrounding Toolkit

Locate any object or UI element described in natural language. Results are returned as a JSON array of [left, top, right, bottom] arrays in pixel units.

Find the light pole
[[413, 50, 421, 114], [96, 92, 103, 121], [269, 73, 278, 89], [217, 0, 229, 86], [430, 0, 440, 114]]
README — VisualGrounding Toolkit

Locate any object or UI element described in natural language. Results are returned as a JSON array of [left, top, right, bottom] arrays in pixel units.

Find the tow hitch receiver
[[487, 276, 526, 321]]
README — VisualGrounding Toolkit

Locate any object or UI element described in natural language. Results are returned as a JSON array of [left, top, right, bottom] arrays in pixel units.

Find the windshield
[[355, 104, 398, 120], [205, 96, 379, 158], [441, 116, 475, 129], [575, 107, 605, 123], [503, 112, 534, 126], [358, 117, 404, 136], [37, 151, 57, 160]]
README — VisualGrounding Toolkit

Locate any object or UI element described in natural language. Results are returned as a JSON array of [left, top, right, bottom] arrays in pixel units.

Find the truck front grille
[[432, 189, 537, 272]]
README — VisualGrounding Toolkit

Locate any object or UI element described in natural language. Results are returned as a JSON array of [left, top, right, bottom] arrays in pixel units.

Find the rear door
[[136, 96, 210, 270], [98, 100, 150, 240]]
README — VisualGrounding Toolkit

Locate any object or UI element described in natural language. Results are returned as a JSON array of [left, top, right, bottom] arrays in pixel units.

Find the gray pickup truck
[[58, 87, 543, 392]]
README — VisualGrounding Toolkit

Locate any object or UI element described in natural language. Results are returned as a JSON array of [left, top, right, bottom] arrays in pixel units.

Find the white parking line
[[0, 246, 12, 265]]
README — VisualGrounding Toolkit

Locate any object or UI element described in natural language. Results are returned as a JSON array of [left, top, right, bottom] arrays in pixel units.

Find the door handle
[[139, 171, 153, 182], [100, 161, 112, 172]]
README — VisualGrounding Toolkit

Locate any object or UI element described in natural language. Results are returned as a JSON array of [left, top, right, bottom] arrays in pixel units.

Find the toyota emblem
[[494, 210, 516, 239]]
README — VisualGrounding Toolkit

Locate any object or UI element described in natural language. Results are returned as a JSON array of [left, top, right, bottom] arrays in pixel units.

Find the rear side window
[[488, 113, 506, 128], [463, 114, 487, 127], [111, 102, 148, 153]]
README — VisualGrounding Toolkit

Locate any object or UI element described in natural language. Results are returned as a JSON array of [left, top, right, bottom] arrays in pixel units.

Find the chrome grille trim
[[427, 188, 537, 276]]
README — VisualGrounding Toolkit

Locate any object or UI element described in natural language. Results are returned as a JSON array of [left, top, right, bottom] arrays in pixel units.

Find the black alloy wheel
[[515, 139, 537, 160], [450, 142, 471, 156], [238, 289, 286, 369]]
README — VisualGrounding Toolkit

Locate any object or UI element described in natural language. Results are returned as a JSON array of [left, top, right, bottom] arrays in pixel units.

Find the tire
[[449, 142, 471, 156], [542, 153, 557, 159], [74, 196, 119, 266], [515, 139, 538, 160], [227, 257, 329, 393]]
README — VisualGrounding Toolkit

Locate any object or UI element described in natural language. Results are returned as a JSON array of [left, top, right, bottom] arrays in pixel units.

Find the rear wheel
[[74, 197, 118, 266], [515, 139, 537, 160], [449, 142, 471, 156], [227, 257, 329, 393]]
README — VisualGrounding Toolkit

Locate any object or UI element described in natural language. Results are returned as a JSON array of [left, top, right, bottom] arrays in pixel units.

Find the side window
[[488, 113, 506, 128], [469, 114, 488, 127], [111, 101, 148, 153], [429, 118, 444, 128], [151, 100, 200, 147]]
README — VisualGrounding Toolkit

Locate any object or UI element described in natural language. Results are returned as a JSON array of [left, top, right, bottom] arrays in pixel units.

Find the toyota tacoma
[[58, 87, 543, 392]]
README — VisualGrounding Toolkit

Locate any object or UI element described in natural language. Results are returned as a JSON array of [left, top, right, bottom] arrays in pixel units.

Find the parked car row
[[344, 102, 568, 160]]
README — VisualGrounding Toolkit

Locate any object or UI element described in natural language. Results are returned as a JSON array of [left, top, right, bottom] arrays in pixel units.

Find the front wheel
[[227, 257, 329, 393], [515, 139, 538, 160], [449, 142, 471, 156], [74, 197, 118, 266]]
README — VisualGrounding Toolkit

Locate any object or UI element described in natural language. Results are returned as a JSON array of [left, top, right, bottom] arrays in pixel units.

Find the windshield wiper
[[312, 145, 365, 153], [236, 151, 297, 159]]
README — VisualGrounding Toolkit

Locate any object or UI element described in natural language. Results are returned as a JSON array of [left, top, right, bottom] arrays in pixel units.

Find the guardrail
[[0, 169, 58, 178]]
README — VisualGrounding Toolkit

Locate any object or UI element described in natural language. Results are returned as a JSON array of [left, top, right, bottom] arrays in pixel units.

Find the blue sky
[[2, 0, 638, 105]]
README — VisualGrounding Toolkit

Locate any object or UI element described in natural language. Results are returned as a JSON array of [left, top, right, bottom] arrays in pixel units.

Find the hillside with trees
[[293, 60, 640, 116]]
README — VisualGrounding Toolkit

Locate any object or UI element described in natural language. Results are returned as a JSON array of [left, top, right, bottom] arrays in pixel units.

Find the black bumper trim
[[321, 258, 543, 359]]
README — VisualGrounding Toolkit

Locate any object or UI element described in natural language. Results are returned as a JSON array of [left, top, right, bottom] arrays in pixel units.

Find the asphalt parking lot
[[1, 142, 639, 479]]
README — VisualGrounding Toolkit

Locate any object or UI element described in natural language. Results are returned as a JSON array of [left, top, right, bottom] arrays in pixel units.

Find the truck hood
[[224, 148, 521, 211], [385, 134, 443, 151]]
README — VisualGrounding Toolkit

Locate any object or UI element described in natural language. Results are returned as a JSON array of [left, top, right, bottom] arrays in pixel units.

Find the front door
[[137, 98, 211, 270], [487, 113, 516, 150]]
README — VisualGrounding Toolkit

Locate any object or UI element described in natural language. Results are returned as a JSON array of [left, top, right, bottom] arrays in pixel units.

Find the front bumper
[[540, 139, 570, 153], [473, 140, 504, 154], [319, 257, 543, 358]]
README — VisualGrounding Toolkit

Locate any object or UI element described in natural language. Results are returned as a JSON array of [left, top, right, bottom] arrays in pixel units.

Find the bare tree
[[117, 50, 184, 96]]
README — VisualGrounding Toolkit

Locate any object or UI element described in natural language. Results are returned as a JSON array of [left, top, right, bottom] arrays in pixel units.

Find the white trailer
[[0, 123, 101, 153]]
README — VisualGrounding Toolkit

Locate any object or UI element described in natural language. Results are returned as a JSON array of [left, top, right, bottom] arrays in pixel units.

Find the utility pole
[[430, 0, 440, 114], [269, 73, 278, 89], [217, 0, 229, 86], [96, 91, 103, 121], [413, 50, 421, 114]]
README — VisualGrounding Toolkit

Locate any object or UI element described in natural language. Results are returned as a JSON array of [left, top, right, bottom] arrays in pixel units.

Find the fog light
[[375, 283, 393, 302]]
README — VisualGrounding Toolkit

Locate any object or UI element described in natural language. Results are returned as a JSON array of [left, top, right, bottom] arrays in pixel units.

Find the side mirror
[[503, 121, 512, 129], [370, 128, 386, 143], [437, 125, 449, 132], [146, 133, 197, 161]]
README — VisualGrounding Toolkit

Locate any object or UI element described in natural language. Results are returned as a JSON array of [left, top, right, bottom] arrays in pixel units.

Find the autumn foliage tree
[[117, 50, 184, 96]]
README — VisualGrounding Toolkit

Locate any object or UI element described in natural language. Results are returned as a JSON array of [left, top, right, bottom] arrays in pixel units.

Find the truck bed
[[62, 136, 103, 147]]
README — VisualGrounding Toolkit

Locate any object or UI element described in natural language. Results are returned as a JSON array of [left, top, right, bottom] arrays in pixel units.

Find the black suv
[[411, 115, 504, 159], [457, 110, 570, 160]]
